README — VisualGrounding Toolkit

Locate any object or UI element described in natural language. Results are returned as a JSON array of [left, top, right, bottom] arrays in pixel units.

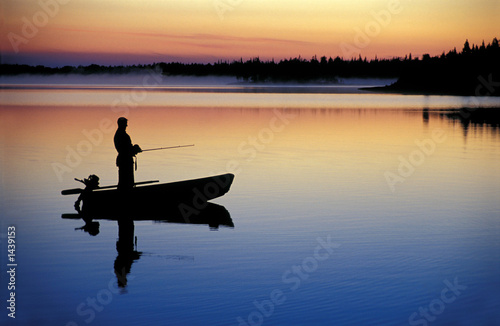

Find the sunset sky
[[1, 0, 498, 66]]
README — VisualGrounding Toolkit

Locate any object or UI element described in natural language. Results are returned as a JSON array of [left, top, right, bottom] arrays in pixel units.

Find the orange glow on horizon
[[1, 0, 498, 65]]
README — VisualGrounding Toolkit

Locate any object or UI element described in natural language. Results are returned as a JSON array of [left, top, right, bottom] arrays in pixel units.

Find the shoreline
[[360, 85, 500, 97]]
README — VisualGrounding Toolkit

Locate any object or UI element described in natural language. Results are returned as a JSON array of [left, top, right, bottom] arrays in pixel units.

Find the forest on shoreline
[[1, 38, 499, 96]]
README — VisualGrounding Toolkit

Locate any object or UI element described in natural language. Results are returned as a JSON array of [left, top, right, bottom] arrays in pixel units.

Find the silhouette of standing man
[[114, 117, 141, 190]]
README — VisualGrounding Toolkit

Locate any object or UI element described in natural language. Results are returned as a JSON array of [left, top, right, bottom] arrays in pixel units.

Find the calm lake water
[[1, 78, 499, 326]]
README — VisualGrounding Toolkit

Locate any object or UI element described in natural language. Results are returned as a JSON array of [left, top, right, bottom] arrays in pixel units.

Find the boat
[[62, 173, 235, 216]]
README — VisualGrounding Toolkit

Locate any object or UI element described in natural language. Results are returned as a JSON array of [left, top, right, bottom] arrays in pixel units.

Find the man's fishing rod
[[141, 144, 195, 152]]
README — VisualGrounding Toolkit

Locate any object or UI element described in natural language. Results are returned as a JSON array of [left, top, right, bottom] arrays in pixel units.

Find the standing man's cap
[[117, 117, 128, 125]]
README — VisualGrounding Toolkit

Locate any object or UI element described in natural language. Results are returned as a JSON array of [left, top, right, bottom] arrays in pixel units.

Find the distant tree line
[[156, 55, 406, 82], [0, 56, 406, 81], [384, 38, 500, 96], [1, 38, 498, 94]]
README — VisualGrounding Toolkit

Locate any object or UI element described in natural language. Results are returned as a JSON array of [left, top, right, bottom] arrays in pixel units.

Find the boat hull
[[80, 173, 234, 216]]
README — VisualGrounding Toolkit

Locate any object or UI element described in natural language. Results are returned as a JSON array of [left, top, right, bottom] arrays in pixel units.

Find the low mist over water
[[0, 73, 241, 86]]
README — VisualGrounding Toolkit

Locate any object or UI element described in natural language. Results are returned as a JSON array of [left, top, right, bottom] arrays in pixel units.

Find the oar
[[61, 214, 81, 219], [141, 144, 194, 152], [61, 180, 159, 195]]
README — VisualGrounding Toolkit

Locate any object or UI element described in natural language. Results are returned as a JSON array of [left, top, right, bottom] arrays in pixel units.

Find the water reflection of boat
[[62, 173, 234, 216], [62, 202, 234, 230]]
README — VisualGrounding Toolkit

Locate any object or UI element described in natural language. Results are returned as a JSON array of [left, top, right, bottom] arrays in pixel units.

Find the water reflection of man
[[114, 218, 141, 291], [114, 117, 141, 190]]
